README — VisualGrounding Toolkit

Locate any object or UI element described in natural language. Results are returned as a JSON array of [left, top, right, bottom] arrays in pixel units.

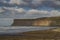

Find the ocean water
[[0, 26, 56, 35]]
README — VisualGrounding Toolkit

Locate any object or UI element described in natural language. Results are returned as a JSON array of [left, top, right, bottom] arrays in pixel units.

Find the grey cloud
[[0, 7, 15, 18], [51, 0, 60, 5], [25, 10, 60, 19], [23, 9, 49, 19], [0, 8, 5, 13], [0, 7, 60, 19], [6, 8, 60, 19], [50, 10, 60, 17], [0, 0, 60, 9]]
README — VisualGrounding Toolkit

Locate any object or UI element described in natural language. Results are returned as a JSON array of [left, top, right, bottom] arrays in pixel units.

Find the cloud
[[26, 9, 60, 19], [23, 9, 49, 19], [0, 7, 49, 19], [50, 10, 60, 16], [31, 0, 44, 6], [49, 0, 60, 9], [11, 8, 60, 19], [0, 7, 26, 18], [0, 0, 60, 9], [0, 0, 44, 5], [9, 0, 23, 5], [3, 7, 26, 14], [0, 7, 15, 18], [8, 0, 30, 6], [51, 0, 60, 5], [14, 8, 26, 13], [0, 0, 60, 19], [0, 8, 5, 13], [27, 9, 48, 14], [0, 7, 60, 19]]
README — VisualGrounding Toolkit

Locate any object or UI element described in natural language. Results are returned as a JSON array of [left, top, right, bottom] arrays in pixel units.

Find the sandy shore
[[0, 28, 60, 40]]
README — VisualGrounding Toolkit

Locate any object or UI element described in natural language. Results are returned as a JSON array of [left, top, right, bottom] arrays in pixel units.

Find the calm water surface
[[0, 26, 57, 35]]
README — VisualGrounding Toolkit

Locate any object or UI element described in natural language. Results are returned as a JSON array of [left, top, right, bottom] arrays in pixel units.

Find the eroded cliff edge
[[12, 17, 60, 26]]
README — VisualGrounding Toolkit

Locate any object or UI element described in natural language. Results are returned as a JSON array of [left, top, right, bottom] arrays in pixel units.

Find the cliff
[[12, 19, 35, 26], [12, 17, 60, 26]]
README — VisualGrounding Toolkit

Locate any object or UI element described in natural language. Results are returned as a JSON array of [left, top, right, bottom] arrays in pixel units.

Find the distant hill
[[12, 17, 60, 26]]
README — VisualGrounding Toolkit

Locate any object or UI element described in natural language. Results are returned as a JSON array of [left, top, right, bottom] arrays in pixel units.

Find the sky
[[0, 0, 60, 19]]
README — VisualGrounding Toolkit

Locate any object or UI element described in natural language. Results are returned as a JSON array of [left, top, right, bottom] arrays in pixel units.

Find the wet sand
[[0, 29, 60, 40], [0, 27, 56, 35]]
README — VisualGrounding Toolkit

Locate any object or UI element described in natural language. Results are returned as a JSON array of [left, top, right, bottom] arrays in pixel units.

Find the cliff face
[[12, 17, 60, 26], [12, 18, 52, 26], [12, 19, 35, 26], [33, 19, 52, 26]]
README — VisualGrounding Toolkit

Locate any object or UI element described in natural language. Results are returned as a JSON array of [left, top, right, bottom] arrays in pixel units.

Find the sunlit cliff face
[[12, 18, 53, 26], [33, 19, 52, 26]]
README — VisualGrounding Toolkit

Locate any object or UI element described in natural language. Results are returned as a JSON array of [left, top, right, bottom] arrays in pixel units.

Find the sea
[[0, 26, 57, 35]]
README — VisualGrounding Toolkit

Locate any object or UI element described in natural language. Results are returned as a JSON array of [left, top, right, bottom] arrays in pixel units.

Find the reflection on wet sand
[[0, 28, 60, 40]]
